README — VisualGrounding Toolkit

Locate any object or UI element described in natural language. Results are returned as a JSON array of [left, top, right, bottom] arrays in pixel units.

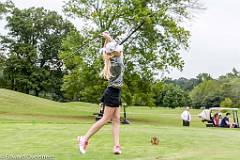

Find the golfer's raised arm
[[102, 31, 113, 42]]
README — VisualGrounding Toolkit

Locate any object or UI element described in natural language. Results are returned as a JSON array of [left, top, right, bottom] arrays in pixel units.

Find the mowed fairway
[[1, 89, 240, 160]]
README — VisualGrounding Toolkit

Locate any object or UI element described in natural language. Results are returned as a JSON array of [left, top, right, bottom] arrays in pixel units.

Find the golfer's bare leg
[[84, 106, 115, 141], [112, 107, 120, 146]]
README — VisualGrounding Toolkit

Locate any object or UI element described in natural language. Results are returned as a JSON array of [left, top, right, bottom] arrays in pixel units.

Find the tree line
[[165, 70, 240, 108], [3, 0, 239, 109]]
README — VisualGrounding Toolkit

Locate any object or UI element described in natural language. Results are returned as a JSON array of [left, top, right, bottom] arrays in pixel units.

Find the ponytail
[[100, 53, 112, 80]]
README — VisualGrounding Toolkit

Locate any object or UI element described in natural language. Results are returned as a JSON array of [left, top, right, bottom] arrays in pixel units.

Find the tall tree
[[63, 0, 202, 75], [219, 68, 240, 79], [1, 7, 74, 98], [61, 0, 202, 104], [221, 78, 240, 108], [0, 51, 6, 87], [154, 83, 191, 108], [190, 80, 223, 108], [164, 77, 201, 91], [0, 0, 13, 19], [196, 73, 212, 83]]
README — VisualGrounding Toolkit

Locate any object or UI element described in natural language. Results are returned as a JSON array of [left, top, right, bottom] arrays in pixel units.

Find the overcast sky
[[1, 0, 240, 79]]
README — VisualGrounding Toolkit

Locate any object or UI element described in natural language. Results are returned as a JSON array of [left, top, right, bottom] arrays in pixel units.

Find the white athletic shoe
[[77, 136, 88, 154]]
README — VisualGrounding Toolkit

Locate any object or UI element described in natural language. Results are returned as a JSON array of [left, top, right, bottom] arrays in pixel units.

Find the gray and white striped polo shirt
[[108, 54, 124, 89]]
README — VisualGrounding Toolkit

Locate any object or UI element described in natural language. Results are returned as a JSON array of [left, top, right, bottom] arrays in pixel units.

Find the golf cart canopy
[[209, 107, 239, 112]]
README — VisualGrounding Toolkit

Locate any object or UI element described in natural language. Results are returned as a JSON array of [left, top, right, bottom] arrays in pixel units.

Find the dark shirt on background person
[[220, 113, 231, 128]]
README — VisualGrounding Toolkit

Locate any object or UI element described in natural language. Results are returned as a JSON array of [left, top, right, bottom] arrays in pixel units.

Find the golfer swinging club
[[77, 31, 124, 154]]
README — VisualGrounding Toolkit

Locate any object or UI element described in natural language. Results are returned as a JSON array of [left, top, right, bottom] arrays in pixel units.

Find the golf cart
[[199, 107, 239, 128]]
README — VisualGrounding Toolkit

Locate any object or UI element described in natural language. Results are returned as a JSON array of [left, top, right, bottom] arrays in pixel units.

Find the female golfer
[[77, 31, 124, 154]]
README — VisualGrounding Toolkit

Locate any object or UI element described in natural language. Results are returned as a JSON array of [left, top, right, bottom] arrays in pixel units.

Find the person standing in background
[[181, 107, 191, 127]]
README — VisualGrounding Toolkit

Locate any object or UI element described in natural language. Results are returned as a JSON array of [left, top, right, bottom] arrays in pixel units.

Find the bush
[[220, 98, 233, 108]]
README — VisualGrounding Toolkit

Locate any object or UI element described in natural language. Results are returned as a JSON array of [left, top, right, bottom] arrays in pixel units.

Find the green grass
[[1, 88, 240, 160]]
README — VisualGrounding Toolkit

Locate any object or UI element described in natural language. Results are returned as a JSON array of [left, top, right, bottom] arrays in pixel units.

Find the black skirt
[[100, 87, 121, 107]]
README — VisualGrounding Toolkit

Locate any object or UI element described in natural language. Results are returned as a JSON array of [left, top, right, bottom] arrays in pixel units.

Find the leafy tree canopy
[[63, 0, 202, 78]]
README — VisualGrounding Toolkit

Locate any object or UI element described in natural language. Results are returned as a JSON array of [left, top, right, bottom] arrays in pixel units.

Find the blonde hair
[[101, 53, 112, 80], [100, 36, 123, 80]]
